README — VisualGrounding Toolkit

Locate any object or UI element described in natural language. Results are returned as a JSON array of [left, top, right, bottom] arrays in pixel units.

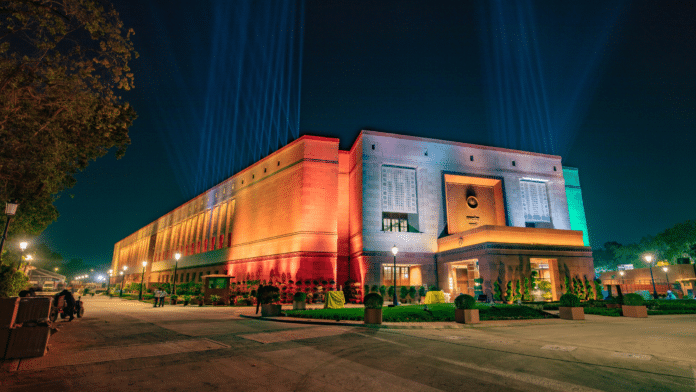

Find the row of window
[[158, 270, 220, 284]]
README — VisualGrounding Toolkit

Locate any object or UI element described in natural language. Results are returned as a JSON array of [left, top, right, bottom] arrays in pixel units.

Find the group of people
[[153, 288, 168, 307]]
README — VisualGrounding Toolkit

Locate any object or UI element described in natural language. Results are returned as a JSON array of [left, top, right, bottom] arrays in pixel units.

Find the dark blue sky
[[38, 0, 695, 269]]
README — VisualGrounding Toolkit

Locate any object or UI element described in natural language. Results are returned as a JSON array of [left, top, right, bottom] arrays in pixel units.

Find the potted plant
[[363, 293, 383, 325], [170, 295, 178, 305], [210, 294, 221, 305], [182, 295, 191, 306], [621, 293, 647, 318], [197, 294, 205, 306], [256, 285, 281, 317], [454, 294, 479, 324], [559, 293, 584, 320], [293, 292, 307, 310]]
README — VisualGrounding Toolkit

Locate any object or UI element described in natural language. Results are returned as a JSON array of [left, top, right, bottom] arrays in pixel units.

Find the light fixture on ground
[[390, 245, 399, 307], [0, 201, 19, 262], [644, 254, 659, 299], [172, 252, 181, 295], [139, 261, 147, 300]]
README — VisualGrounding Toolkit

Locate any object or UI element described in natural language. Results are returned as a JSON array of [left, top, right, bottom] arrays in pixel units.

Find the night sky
[[36, 0, 695, 270]]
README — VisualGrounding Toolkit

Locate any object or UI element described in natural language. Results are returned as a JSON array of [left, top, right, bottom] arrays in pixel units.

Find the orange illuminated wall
[[444, 174, 505, 234], [112, 136, 343, 283]]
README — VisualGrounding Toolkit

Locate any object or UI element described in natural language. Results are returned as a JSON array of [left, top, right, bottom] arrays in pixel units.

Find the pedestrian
[[159, 288, 168, 307], [153, 288, 161, 307]]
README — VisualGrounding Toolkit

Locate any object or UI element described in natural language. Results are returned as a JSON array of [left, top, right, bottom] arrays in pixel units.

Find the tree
[[0, 0, 137, 236]]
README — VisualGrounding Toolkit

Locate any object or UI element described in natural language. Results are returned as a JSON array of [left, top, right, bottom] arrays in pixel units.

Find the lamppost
[[119, 266, 128, 297], [172, 252, 181, 295], [0, 201, 19, 263], [19, 241, 27, 270], [391, 245, 399, 307], [644, 254, 659, 300], [139, 261, 147, 300], [23, 254, 32, 274], [107, 269, 113, 295], [663, 266, 670, 292]]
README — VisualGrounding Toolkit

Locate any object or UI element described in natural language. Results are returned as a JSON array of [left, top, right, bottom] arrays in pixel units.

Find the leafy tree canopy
[[593, 220, 696, 270], [0, 0, 138, 236]]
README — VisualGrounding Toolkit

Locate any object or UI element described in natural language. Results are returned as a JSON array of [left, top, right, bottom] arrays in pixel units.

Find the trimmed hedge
[[285, 304, 554, 322]]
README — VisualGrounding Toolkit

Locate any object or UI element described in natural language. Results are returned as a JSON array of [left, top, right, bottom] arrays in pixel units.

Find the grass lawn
[[284, 304, 555, 322]]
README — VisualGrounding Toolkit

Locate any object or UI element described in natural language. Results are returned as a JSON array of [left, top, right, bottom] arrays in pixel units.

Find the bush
[[170, 295, 178, 300], [418, 286, 426, 298], [560, 293, 581, 307], [371, 285, 379, 293], [622, 293, 645, 306], [293, 291, 307, 302], [210, 295, 221, 303], [364, 293, 383, 309], [379, 285, 386, 297], [399, 286, 408, 299], [454, 294, 476, 309], [0, 265, 28, 297]]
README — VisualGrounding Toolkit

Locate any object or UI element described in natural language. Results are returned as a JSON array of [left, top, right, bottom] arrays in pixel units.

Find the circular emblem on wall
[[466, 196, 479, 209]]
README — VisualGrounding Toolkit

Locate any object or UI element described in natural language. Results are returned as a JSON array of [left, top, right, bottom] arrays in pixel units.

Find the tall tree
[[0, 0, 137, 236]]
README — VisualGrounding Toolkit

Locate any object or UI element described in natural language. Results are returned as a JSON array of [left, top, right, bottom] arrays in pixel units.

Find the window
[[198, 272, 203, 282], [383, 265, 410, 286], [208, 277, 228, 289], [186, 273, 190, 282], [382, 212, 409, 232]]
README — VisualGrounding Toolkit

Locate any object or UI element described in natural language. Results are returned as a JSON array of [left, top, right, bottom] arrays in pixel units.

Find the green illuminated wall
[[563, 167, 590, 247]]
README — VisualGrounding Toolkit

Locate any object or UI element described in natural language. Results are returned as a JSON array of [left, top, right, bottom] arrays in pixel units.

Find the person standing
[[153, 288, 162, 307], [159, 288, 168, 307]]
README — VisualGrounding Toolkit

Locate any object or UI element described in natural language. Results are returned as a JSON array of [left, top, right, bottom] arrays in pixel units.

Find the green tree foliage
[[505, 281, 513, 303], [0, 0, 138, 236], [0, 264, 28, 297]]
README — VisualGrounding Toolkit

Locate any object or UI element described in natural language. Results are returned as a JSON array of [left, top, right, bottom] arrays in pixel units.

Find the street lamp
[[390, 245, 399, 307], [107, 269, 113, 295], [119, 266, 128, 297], [644, 254, 659, 300], [139, 261, 147, 300], [172, 252, 181, 295], [0, 201, 19, 263], [23, 254, 32, 274], [19, 241, 28, 270], [663, 266, 670, 292]]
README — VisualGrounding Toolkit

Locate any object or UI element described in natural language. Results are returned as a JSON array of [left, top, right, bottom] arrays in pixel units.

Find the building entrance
[[449, 259, 479, 297]]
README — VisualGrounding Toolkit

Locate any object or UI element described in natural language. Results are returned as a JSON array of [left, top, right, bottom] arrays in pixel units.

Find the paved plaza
[[2, 296, 695, 391]]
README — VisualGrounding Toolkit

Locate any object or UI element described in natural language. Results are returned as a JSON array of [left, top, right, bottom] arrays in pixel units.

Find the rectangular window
[[186, 273, 190, 282], [382, 212, 409, 232], [383, 266, 410, 286]]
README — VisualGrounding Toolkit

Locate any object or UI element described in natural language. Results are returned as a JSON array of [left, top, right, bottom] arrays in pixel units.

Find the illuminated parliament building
[[111, 131, 593, 301]]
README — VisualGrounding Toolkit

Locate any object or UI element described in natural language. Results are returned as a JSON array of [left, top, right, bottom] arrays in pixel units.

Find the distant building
[[617, 264, 634, 271], [111, 131, 593, 301]]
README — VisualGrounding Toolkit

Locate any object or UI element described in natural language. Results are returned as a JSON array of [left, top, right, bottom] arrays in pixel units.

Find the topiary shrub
[[210, 294, 221, 304], [379, 285, 386, 297], [622, 293, 645, 306], [455, 294, 476, 309], [293, 291, 307, 302], [494, 281, 502, 301], [364, 293, 383, 309], [560, 293, 581, 308], [371, 285, 379, 293]]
